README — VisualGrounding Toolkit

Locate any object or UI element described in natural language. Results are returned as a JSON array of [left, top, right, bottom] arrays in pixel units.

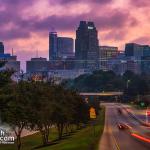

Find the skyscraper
[[49, 31, 75, 61], [57, 37, 74, 58], [125, 43, 144, 60], [49, 31, 58, 60], [75, 21, 99, 70], [75, 21, 88, 62], [0, 42, 4, 54]]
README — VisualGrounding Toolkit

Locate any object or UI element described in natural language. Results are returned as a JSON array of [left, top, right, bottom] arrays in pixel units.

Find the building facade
[[125, 43, 150, 59], [143, 45, 150, 56], [26, 57, 49, 73], [49, 31, 58, 60], [99, 46, 119, 70], [0, 54, 20, 72], [75, 21, 99, 70], [0, 42, 20, 72], [49, 31, 74, 61], [48, 69, 86, 84], [57, 37, 74, 59], [141, 56, 150, 74], [0, 42, 4, 54], [125, 43, 150, 74]]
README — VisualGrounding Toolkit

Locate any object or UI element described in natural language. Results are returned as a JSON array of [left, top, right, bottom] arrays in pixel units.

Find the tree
[[0, 61, 6, 68], [50, 86, 69, 139], [27, 82, 53, 146], [50, 86, 89, 139], [0, 82, 29, 150], [69, 70, 124, 92], [0, 81, 91, 149], [0, 70, 14, 88]]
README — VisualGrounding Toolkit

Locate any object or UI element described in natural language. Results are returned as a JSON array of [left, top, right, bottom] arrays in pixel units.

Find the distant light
[[121, 60, 126, 63], [140, 102, 145, 107], [88, 26, 93, 30]]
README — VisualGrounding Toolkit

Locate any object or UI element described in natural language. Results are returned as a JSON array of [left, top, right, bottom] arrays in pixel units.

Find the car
[[117, 108, 122, 114], [117, 123, 130, 130]]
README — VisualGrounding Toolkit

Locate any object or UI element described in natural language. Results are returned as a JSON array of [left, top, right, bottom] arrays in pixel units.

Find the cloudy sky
[[0, 0, 150, 70]]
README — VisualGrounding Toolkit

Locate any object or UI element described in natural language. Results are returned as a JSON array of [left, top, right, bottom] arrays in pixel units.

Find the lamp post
[[126, 80, 131, 102], [126, 80, 130, 89]]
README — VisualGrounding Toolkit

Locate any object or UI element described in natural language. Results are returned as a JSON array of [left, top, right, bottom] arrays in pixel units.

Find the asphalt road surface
[[99, 103, 150, 150]]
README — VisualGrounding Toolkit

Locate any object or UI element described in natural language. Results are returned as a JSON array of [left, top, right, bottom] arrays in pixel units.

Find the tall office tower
[[57, 37, 74, 58], [125, 43, 143, 60], [49, 31, 58, 60], [75, 21, 88, 68], [0, 42, 4, 54], [86, 22, 99, 65], [75, 21, 99, 70]]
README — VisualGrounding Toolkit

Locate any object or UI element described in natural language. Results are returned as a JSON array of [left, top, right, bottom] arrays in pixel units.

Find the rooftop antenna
[[12, 48, 14, 56], [50, 26, 56, 33], [36, 49, 39, 58]]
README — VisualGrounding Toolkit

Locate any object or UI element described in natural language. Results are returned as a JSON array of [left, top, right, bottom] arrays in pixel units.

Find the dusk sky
[[0, 0, 150, 70]]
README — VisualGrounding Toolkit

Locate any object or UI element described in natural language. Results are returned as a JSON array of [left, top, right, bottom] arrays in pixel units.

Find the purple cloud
[[20, 9, 138, 34], [0, 0, 148, 70], [53, 0, 112, 4], [0, 0, 35, 7], [0, 7, 138, 41], [95, 10, 138, 30], [0, 0, 143, 45], [0, 27, 31, 40]]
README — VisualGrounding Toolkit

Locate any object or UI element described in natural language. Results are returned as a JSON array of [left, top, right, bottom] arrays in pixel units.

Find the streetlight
[[126, 80, 131, 102], [126, 80, 130, 89]]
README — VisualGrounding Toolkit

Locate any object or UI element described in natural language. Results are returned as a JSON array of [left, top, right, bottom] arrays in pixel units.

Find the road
[[99, 103, 150, 150]]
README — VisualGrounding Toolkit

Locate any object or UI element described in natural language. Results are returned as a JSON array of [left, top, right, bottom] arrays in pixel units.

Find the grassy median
[[0, 107, 105, 150]]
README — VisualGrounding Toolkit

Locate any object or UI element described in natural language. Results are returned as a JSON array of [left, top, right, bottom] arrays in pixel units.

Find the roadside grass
[[0, 107, 105, 150]]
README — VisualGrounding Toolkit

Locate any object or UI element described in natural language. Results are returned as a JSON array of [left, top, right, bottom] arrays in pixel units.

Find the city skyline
[[0, 0, 150, 70]]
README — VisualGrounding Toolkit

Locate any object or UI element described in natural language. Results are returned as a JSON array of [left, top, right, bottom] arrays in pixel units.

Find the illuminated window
[[88, 26, 93, 30]]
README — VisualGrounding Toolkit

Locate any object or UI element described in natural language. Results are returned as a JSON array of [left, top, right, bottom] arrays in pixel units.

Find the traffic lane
[[116, 105, 150, 147], [121, 104, 147, 122], [101, 103, 150, 150], [108, 105, 136, 150], [116, 104, 141, 127], [116, 104, 150, 149], [107, 103, 150, 150], [99, 105, 118, 150], [114, 103, 149, 131], [117, 104, 150, 136]]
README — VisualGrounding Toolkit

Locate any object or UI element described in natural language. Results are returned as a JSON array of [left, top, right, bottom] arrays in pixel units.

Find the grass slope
[[0, 107, 105, 150]]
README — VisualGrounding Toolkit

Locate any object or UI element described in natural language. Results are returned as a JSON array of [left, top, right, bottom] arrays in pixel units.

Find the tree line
[[0, 72, 96, 150], [63, 70, 150, 102]]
